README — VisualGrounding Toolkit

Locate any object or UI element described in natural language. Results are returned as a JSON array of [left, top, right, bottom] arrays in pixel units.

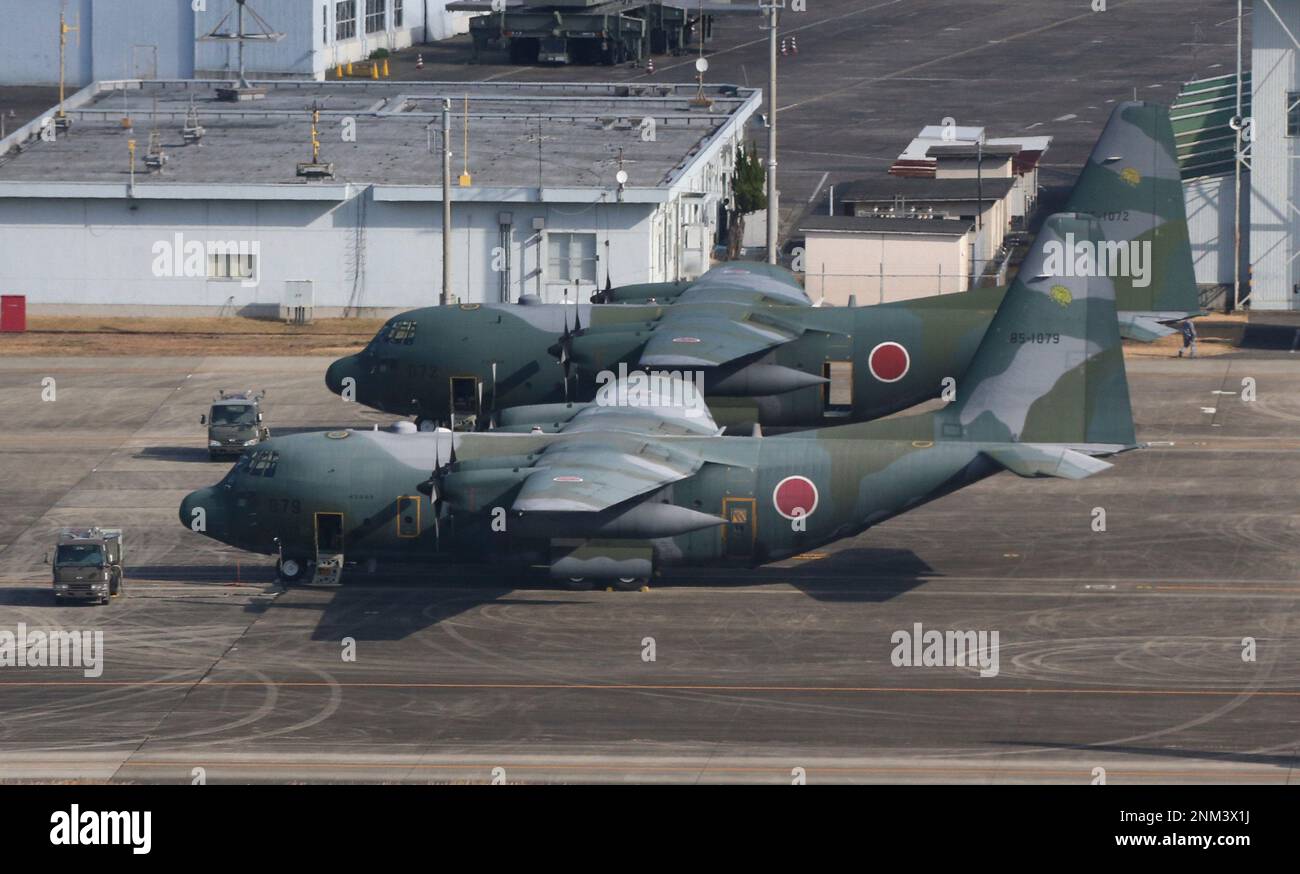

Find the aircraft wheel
[[415, 417, 438, 432], [563, 577, 593, 591], [277, 556, 311, 584], [614, 577, 648, 592]]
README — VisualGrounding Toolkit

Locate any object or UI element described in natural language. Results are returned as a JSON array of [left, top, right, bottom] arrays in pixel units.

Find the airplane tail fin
[[940, 212, 1137, 454], [1064, 100, 1199, 321]]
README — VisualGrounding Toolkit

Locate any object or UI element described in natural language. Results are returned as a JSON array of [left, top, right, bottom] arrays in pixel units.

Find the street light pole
[[1232, 0, 1243, 313], [441, 97, 452, 306], [764, 2, 780, 265]]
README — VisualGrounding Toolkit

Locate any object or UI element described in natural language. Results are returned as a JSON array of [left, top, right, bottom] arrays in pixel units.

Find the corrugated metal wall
[[1185, 172, 1250, 285], [1250, 0, 1300, 310]]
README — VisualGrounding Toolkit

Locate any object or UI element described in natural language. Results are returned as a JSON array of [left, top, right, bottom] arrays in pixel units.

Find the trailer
[[448, 0, 744, 66]]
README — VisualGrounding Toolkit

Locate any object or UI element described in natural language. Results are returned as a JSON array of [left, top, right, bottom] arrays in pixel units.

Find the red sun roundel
[[868, 341, 910, 383], [773, 475, 819, 520]]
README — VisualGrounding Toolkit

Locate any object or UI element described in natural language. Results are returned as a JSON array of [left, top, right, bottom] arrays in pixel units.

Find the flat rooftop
[[835, 175, 1017, 203], [799, 215, 973, 236], [0, 79, 760, 195]]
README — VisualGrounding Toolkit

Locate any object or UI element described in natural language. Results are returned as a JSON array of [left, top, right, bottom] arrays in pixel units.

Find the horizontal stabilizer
[[1118, 312, 1183, 342], [982, 444, 1114, 480]]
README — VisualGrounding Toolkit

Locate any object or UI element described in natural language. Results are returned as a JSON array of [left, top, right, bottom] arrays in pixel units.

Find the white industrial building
[[0, 79, 760, 316], [0, 1, 469, 87], [1250, 0, 1300, 311], [1171, 73, 1251, 296]]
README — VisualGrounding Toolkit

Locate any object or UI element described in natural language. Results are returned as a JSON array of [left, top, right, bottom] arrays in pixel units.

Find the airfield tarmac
[[0, 352, 1296, 784]]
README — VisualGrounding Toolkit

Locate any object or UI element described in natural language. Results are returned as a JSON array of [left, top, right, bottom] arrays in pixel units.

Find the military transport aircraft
[[182, 212, 1138, 587], [324, 101, 1197, 431]]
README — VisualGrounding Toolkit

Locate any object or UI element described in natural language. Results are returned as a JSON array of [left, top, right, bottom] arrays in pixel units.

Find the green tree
[[727, 143, 767, 259]]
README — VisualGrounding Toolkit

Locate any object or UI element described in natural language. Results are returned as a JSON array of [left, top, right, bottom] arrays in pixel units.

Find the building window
[[1288, 92, 1300, 137], [207, 249, 257, 281], [394, 0, 403, 27], [322, 4, 328, 43], [336, 0, 357, 40], [548, 233, 597, 283], [365, 0, 386, 34]]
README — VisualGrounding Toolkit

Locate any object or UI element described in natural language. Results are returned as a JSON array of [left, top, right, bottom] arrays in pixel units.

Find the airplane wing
[[674, 262, 812, 307], [495, 374, 720, 513], [512, 435, 705, 512], [495, 372, 721, 436], [637, 306, 804, 368]]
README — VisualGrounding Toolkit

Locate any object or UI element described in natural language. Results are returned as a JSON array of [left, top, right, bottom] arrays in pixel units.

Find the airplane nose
[[325, 356, 352, 396], [180, 487, 224, 540]]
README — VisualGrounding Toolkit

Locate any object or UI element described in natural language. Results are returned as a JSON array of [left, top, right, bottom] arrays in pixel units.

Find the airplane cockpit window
[[385, 320, 417, 345], [247, 449, 280, 478], [211, 404, 256, 425], [217, 454, 250, 487]]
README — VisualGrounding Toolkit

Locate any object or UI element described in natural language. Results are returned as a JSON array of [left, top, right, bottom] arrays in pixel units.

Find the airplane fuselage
[[326, 289, 1005, 429], [180, 420, 995, 575]]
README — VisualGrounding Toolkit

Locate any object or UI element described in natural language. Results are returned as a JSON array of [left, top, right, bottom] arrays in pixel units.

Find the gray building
[[0, 78, 760, 315], [0, 1, 467, 87]]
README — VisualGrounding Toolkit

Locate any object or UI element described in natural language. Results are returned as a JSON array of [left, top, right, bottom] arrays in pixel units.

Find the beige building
[[829, 176, 1014, 272], [799, 215, 973, 306]]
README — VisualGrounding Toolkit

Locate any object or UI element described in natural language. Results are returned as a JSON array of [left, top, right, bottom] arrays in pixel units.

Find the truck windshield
[[56, 544, 105, 566], [211, 404, 255, 425]]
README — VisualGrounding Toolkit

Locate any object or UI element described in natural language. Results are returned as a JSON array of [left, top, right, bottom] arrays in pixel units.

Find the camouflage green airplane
[[325, 101, 1197, 431], [182, 212, 1138, 586]]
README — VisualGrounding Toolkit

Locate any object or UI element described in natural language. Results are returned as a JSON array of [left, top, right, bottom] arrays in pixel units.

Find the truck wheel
[[277, 556, 310, 584], [110, 569, 123, 597]]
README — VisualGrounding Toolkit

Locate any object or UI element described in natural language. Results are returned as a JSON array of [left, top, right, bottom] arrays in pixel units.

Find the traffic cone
[[382, 58, 390, 77], [371, 63, 378, 80], [416, 53, 424, 70], [791, 36, 798, 54], [335, 63, 343, 78], [647, 57, 655, 74], [780, 38, 788, 55]]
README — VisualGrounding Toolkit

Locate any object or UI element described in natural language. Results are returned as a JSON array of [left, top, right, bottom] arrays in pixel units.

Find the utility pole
[[57, 8, 79, 131], [763, 2, 781, 265], [1232, 0, 1243, 313], [441, 97, 452, 306]]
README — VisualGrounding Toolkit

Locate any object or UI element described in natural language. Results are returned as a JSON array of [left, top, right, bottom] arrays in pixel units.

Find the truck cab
[[201, 390, 269, 460], [50, 528, 124, 604]]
